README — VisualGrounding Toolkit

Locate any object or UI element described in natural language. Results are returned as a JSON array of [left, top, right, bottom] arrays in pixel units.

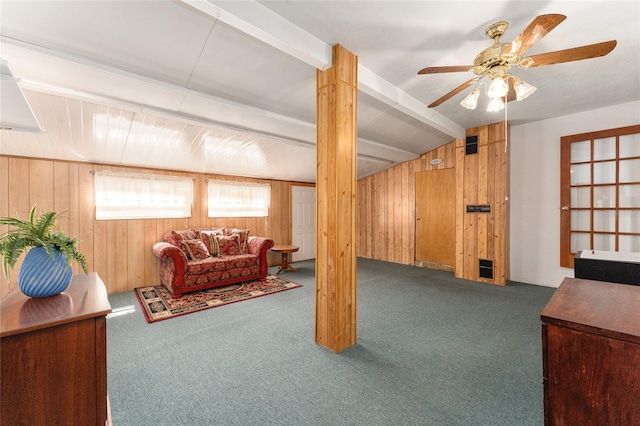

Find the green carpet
[[135, 275, 302, 323], [109, 259, 556, 425]]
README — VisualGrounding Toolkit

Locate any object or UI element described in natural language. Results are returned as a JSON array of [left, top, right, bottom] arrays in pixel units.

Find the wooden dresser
[[541, 277, 640, 425], [1, 272, 112, 426]]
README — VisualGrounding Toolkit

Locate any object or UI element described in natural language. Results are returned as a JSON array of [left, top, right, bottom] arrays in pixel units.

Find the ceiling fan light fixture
[[487, 76, 509, 98], [420, 14, 617, 111], [513, 78, 537, 101], [486, 97, 505, 112], [460, 88, 480, 110]]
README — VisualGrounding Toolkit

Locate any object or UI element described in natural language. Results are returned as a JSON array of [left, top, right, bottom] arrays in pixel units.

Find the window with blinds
[[207, 180, 270, 217], [93, 171, 193, 220]]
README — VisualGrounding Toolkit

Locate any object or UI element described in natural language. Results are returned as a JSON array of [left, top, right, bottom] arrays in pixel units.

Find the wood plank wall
[[0, 155, 301, 299], [357, 141, 457, 265], [455, 122, 510, 285]]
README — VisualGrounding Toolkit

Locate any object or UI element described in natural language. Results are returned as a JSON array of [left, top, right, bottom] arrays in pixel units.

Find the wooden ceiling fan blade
[[510, 14, 566, 56], [526, 40, 617, 67], [418, 65, 473, 75], [428, 78, 480, 108], [506, 78, 517, 102]]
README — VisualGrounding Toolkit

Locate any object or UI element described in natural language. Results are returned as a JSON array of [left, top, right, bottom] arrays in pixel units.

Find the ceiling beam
[[180, 0, 465, 139], [182, 0, 332, 71], [357, 65, 465, 139]]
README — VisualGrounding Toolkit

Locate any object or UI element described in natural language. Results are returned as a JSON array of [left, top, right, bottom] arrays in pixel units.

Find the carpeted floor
[[135, 275, 302, 323], [106, 258, 556, 426]]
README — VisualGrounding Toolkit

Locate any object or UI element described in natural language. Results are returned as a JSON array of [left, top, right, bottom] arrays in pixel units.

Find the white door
[[291, 186, 316, 262]]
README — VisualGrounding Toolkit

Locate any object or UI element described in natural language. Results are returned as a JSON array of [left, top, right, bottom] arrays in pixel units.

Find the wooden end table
[[271, 245, 299, 275]]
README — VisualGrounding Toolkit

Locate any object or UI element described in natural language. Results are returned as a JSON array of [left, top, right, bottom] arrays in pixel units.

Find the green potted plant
[[0, 205, 88, 298]]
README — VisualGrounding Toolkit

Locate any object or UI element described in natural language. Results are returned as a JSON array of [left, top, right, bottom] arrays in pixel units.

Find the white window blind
[[94, 171, 193, 220], [208, 180, 270, 217]]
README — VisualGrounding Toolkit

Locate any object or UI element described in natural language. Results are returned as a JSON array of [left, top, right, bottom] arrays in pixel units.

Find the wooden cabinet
[[541, 277, 640, 425], [1, 273, 112, 426]]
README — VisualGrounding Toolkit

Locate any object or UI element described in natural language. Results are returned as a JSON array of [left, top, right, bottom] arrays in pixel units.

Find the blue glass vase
[[18, 247, 73, 298]]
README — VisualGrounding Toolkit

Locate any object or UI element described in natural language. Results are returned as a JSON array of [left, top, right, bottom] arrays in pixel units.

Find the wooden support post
[[315, 44, 358, 352]]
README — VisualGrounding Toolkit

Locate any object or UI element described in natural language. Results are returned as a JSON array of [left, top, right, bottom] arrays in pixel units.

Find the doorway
[[291, 185, 316, 262], [415, 169, 455, 269]]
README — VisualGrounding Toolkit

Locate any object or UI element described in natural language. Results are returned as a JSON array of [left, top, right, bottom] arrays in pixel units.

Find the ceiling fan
[[418, 14, 617, 109]]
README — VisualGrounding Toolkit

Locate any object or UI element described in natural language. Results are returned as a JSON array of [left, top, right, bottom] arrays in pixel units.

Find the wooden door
[[415, 169, 455, 267]]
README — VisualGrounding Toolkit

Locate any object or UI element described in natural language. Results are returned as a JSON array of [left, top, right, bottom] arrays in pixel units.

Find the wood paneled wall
[[358, 124, 509, 286], [357, 141, 457, 265], [455, 122, 510, 285], [0, 155, 299, 299]]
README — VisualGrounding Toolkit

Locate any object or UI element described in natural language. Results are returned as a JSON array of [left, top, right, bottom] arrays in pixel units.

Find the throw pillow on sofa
[[216, 234, 241, 256], [225, 228, 250, 253], [181, 239, 211, 260], [167, 229, 199, 247], [200, 228, 225, 257]]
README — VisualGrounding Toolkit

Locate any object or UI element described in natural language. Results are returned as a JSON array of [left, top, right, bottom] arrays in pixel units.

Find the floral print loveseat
[[152, 228, 274, 298]]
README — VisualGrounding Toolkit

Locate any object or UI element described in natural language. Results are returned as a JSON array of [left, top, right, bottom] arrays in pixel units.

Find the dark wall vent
[[479, 259, 493, 279], [466, 135, 478, 155]]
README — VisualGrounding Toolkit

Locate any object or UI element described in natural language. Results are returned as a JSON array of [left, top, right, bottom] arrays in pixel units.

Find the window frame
[[560, 124, 640, 267]]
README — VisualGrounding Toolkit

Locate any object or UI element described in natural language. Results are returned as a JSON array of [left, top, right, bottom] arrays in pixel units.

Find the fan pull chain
[[504, 96, 508, 153]]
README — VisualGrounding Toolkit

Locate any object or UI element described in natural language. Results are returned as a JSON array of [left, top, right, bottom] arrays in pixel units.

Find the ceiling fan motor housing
[[473, 43, 519, 76], [473, 21, 519, 76]]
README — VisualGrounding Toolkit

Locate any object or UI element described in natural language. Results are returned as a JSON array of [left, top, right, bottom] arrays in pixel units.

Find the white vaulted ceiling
[[1, 1, 639, 183]]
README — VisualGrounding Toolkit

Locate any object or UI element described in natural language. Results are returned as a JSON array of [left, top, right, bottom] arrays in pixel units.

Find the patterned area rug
[[135, 275, 302, 323]]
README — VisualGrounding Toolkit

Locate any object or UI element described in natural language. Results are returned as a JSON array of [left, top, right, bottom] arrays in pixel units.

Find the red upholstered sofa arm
[[246, 236, 275, 277], [152, 242, 188, 290], [153, 241, 188, 265], [246, 236, 274, 255]]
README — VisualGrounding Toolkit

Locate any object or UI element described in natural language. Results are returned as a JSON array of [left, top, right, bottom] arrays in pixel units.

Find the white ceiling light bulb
[[487, 76, 509, 98], [460, 88, 480, 110], [486, 97, 505, 112], [513, 78, 537, 101]]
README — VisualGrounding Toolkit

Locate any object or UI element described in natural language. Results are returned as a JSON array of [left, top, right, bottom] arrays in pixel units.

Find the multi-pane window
[[560, 125, 640, 267]]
